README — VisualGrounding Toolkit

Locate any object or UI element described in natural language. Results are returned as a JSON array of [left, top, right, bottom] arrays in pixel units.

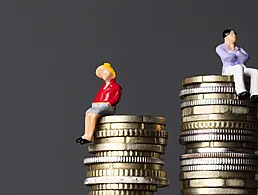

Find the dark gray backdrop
[[2, 1, 258, 194]]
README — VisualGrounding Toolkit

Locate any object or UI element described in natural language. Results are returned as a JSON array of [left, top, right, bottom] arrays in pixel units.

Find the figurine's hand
[[107, 102, 112, 107]]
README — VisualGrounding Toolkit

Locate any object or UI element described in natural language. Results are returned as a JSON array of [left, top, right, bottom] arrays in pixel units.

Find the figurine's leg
[[80, 104, 114, 143], [85, 113, 99, 141], [82, 112, 99, 141], [243, 67, 258, 95], [224, 65, 247, 93], [243, 67, 258, 103]]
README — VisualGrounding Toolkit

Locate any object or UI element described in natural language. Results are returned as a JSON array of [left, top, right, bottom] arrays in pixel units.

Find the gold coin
[[180, 171, 255, 180], [185, 148, 255, 154], [88, 143, 165, 154], [87, 163, 163, 171], [182, 121, 257, 130], [182, 114, 257, 123], [186, 142, 258, 149], [87, 169, 167, 178], [95, 123, 165, 131], [182, 178, 258, 188], [184, 82, 234, 89], [183, 93, 237, 101], [94, 129, 167, 138], [88, 190, 155, 195], [97, 115, 166, 125], [181, 188, 257, 195], [182, 75, 234, 86], [90, 184, 157, 191], [181, 105, 255, 116], [93, 137, 167, 145], [95, 151, 161, 158]]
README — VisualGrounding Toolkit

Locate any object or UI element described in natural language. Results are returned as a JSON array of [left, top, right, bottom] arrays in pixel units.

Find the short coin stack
[[84, 115, 169, 195], [179, 75, 258, 195]]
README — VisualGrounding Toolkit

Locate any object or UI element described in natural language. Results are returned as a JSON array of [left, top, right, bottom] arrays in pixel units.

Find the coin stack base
[[179, 75, 258, 195], [83, 115, 169, 195]]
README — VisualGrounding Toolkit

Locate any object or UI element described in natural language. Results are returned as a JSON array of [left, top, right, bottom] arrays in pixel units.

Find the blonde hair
[[96, 62, 116, 78]]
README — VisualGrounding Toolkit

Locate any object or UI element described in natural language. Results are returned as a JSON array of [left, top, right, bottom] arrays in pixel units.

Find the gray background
[[1, 1, 258, 194]]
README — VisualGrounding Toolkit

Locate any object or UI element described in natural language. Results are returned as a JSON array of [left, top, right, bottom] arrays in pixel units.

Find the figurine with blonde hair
[[76, 62, 122, 145]]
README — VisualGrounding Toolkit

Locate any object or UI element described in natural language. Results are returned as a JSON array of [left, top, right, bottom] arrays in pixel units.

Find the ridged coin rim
[[83, 157, 164, 165]]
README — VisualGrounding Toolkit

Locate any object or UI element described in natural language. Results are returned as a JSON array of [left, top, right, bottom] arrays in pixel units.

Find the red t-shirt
[[92, 79, 122, 106]]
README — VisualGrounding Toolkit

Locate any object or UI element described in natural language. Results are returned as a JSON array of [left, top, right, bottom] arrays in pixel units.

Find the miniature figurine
[[76, 62, 122, 145], [216, 29, 258, 102]]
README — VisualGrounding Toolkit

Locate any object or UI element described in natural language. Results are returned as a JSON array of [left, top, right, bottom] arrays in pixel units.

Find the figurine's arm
[[109, 86, 122, 106], [236, 47, 249, 64], [216, 45, 236, 62]]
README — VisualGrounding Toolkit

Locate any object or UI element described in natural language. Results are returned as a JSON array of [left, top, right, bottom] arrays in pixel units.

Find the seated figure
[[76, 62, 122, 145], [215, 29, 258, 103]]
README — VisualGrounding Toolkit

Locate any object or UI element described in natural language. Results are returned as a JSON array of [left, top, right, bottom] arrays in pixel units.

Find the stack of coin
[[179, 75, 258, 195], [84, 115, 169, 195]]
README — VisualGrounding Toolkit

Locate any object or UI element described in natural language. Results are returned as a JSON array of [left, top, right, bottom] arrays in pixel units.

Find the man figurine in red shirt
[[76, 62, 122, 145]]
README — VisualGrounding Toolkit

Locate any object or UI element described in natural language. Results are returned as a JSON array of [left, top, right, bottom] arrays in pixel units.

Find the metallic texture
[[181, 188, 257, 195], [183, 93, 237, 101], [181, 129, 258, 136], [83, 157, 164, 165], [181, 105, 256, 116], [182, 75, 234, 86], [97, 115, 166, 124], [179, 86, 235, 97], [87, 164, 163, 171], [181, 153, 258, 159], [186, 142, 258, 149], [182, 178, 258, 188], [88, 190, 155, 195], [86, 169, 167, 177], [180, 171, 256, 179], [182, 121, 257, 130], [94, 129, 167, 138], [181, 158, 258, 166], [93, 137, 167, 145], [95, 151, 161, 158], [82, 115, 169, 194], [84, 176, 168, 187], [90, 184, 157, 190], [180, 134, 257, 143], [181, 99, 255, 108], [181, 165, 258, 172], [179, 75, 258, 194], [88, 143, 165, 153]]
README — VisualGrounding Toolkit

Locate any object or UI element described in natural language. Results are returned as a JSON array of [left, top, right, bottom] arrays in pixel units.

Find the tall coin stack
[[179, 75, 258, 195], [84, 115, 169, 195]]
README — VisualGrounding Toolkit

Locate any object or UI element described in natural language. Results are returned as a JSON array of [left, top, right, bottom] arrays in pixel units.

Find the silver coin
[[181, 99, 255, 108], [181, 164, 258, 172], [179, 86, 235, 97], [181, 152, 258, 159], [185, 148, 256, 154], [180, 134, 257, 143], [181, 158, 258, 166], [84, 176, 169, 187], [181, 129, 258, 136], [83, 156, 164, 165]]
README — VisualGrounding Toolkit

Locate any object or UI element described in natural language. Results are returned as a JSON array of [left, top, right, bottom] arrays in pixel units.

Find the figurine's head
[[223, 29, 237, 43], [96, 62, 116, 81]]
